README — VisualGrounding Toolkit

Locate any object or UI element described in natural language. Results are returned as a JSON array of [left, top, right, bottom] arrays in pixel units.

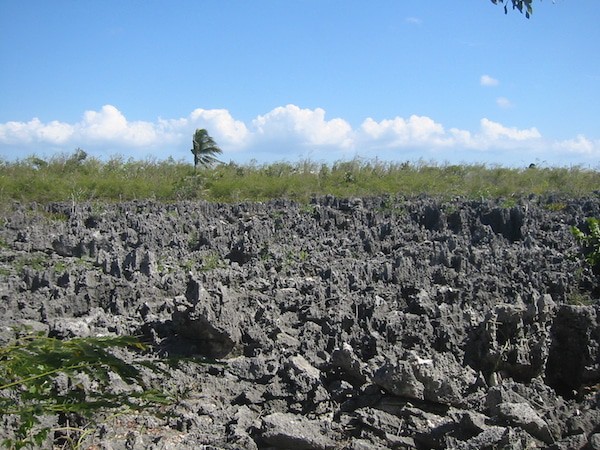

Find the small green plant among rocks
[[201, 252, 225, 272], [571, 217, 600, 275], [567, 291, 594, 306], [0, 331, 170, 449]]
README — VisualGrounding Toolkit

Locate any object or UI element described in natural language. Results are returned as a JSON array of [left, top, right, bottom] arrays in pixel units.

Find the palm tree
[[191, 128, 222, 171]]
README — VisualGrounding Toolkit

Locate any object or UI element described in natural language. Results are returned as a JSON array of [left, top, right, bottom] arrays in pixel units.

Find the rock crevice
[[1, 196, 599, 449]]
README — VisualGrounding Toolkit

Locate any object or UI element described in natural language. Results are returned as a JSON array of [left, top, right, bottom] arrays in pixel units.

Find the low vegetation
[[572, 218, 600, 276], [0, 331, 170, 449], [0, 151, 599, 204]]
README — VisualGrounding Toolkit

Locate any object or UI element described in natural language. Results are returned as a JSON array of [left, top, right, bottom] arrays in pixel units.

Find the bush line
[[1, 152, 599, 204]]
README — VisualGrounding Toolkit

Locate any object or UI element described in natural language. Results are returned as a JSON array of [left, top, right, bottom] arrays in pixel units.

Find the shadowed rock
[[1, 196, 599, 449]]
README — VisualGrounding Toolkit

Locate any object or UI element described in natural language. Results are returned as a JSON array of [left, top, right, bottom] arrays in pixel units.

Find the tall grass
[[1, 152, 598, 204]]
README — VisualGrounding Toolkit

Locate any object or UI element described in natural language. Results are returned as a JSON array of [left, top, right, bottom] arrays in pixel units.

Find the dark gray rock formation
[[1, 195, 599, 449]]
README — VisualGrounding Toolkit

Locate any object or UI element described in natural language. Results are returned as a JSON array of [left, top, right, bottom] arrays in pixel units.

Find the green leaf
[[1, 331, 173, 447], [571, 225, 586, 241]]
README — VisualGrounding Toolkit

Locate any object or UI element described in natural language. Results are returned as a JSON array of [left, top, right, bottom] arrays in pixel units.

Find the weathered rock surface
[[1, 195, 600, 449]]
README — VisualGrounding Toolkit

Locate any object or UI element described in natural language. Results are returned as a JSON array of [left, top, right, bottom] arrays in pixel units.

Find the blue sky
[[1, 0, 599, 167]]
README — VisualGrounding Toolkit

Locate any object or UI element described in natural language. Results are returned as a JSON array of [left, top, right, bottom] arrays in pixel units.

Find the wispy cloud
[[496, 97, 513, 109], [480, 74, 499, 87], [0, 104, 598, 166], [405, 17, 422, 25]]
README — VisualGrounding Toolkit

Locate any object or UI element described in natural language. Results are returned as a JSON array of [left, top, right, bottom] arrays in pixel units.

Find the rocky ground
[[1, 195, 600, 449]]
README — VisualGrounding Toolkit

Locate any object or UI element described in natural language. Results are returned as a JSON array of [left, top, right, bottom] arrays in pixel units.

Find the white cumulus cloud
[[189, 108, 249, 149], [79, 105, 159, 146], [0, 104, 598, 166], [552, 135, 600, 156], [0, 118, 74, 145], [252, 104, 353, 149], [479, 118, 541, 141], [480, 74, 499, 87], [360, 115, 448, 147]]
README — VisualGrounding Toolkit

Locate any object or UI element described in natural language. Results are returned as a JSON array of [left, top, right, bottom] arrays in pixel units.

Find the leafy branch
[[491, 0, 535, 18], [571, 217, 600, 275], [0, 332, 171, 449]]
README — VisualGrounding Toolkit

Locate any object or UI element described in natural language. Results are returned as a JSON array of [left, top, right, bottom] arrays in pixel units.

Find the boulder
[[497, 402, 554, 444], [260, 412, 337, 450]]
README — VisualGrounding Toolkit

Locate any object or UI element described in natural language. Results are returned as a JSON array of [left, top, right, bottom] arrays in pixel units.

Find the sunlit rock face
[[1, 195, 599, 449]]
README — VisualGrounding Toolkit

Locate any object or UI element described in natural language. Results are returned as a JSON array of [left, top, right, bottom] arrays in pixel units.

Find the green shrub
[[1, 151, 599, 204], [0, 332, 170, 449], [571, 217, 600, 274]]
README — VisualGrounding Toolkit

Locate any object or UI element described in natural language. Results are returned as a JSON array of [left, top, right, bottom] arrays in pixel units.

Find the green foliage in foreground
[[1, 151, 599, 204], [572, 218, 600, 275], [0, 332, 170, 449]]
